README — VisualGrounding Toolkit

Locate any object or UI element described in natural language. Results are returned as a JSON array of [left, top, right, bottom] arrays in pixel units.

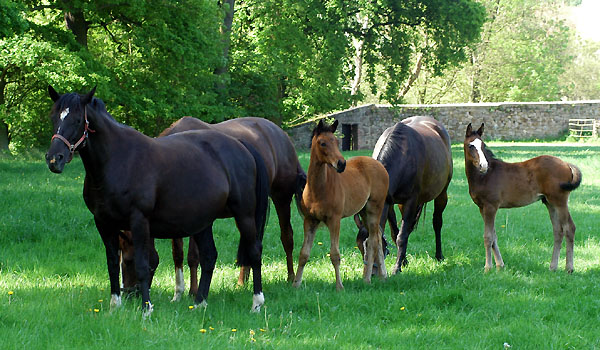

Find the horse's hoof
[[195, 300, 208, 309], [110, 294, 122, 310], [251, 292, 264, 313], [142, 301, 154, 319]]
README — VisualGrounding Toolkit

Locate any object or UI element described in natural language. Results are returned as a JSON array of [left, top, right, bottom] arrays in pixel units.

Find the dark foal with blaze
[[293, 120, 389, 290], [464, 123, 581, 272], [45, 86, 270, 314]]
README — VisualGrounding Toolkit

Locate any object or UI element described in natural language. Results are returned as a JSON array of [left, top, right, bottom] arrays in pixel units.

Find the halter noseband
[[51, 107, 95, 163]]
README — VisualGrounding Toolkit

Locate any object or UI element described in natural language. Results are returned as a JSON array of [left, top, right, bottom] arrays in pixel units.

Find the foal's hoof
[[251, 292, 264, 313]]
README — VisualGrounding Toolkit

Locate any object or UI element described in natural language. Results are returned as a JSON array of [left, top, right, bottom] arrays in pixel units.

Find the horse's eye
[[320, 142, 327, 147]]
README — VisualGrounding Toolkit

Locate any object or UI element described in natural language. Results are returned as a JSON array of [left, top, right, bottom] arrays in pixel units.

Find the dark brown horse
[[293, 120, 389, 290], [45, 86, 270, 314], [120, 116, 305, 301], [464, 123, 582, 272], [355, 116, 453, 274]]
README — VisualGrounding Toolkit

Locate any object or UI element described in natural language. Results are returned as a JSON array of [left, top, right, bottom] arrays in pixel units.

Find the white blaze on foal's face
[[469, 138, 488, 173]]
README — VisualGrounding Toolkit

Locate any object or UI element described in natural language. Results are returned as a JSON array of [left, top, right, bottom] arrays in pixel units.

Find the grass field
[[1, 142, 599, 349]]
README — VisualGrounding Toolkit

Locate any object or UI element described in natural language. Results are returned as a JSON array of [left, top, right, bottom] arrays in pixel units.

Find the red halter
[[51, 107, 95, 163]]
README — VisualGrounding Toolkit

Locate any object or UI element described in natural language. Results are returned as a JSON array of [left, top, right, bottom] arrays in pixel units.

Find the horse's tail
[[560, 163, 582, 192], [237, 140, 270, 266], [294, 163, 307, 217]]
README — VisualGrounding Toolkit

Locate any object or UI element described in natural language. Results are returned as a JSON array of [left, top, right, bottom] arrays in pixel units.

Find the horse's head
[[464, 123, 488, 174], [310, 119, 346, 173], [45, 85, 96, 173]]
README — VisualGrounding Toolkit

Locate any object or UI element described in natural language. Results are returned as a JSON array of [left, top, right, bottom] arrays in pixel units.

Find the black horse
[[45, 86, 270, 314], [355, 116, 453, 274]]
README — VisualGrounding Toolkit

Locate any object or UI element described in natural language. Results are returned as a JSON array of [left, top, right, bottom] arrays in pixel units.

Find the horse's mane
[[480, 139, 499, 161]]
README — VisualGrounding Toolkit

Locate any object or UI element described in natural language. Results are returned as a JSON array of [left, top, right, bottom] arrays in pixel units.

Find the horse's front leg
[[171, 238, 185, 301], [326, 218, 344, 291], [129, 210, 153, 316], [292, 218, 319, 288], [480, 205, 503, 271], [192, 225, 217, 307], [95, 218, 121, 310]]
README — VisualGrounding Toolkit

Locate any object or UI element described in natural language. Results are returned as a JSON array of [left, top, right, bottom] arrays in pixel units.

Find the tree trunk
[[0, 121, 8, 150], [65, 10, 89, 48], [398, 52, 424, 100], [214, 0, 235, 101], [350, 15, 369, 103]]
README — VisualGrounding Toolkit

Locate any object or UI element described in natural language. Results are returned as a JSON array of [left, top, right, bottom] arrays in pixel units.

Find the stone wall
[[287, 101, 600, 150]]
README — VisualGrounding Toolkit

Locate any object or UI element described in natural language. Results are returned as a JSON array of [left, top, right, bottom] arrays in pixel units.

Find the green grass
[[1, 143, 600, 349]]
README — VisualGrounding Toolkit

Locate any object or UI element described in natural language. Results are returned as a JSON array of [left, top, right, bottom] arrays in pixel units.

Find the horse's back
[[159, 116, 210, 137]]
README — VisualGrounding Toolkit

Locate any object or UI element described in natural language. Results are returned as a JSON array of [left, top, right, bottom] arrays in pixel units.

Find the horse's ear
[[81, 86, 96, 105], [331, 120, 338, 133], [466, 123, 473, 137], [48, 85, 61, 102], [476, 123, 484, 136]]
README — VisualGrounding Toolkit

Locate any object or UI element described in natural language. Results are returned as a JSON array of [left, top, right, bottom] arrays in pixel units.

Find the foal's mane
[[478, 138, 499, 162]]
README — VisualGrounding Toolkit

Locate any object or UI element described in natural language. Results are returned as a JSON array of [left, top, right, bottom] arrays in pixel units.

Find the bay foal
[[293, 120, 389, 290], [464, 123, 582, 272]]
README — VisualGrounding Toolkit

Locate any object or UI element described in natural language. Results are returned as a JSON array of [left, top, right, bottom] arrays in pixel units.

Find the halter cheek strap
[[50, 107, 95, 163]]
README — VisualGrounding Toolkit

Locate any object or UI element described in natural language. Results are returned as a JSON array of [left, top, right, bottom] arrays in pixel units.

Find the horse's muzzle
[[46, 152, 65, 173]]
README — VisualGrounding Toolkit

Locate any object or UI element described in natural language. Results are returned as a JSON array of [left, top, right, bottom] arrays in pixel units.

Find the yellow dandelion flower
[[209, 327, 215, 331], [326, 253, 331, 257], [249, 330, 255, 336], [259, 328, 267, 332], [354, 246, 359, 249], [318, 242, 323, 245], [400, 306, 405, 311], [98, 299, 103, 303], [200, 329, 207, 333], [231, 328, 237, 332], [501, 225, 506, 228], [250, 337, 256, 342], [189, 305, 194, 310], [94, 308, 100, 313], [8, 291, 14, 295]]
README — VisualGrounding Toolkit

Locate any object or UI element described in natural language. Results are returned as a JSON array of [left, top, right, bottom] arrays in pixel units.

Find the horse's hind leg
[[235, 215, 264, 312], [272, 192, 296, 282], [392, 199, 419, 274], [480, 205, 503, 271], [433, 190, 448, 261], [546, 204, 575, 273], [171, 238, 185, 301], [192, 226, 217, 307]]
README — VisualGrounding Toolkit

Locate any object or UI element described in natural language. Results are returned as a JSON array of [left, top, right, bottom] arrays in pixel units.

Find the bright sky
[[570, 0, 600, 41]]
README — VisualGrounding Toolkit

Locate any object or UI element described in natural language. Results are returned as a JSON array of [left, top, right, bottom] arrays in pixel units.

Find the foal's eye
[[320, 142, 327, 147]]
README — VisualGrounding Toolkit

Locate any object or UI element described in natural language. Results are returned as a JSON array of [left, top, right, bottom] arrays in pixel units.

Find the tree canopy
[[14, 0, 600, 151]]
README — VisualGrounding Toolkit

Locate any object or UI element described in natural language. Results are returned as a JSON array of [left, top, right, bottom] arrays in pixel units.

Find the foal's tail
[[237, 141, 270, 266], [294, 164, 307, 217], [560, 163, 582, 192]]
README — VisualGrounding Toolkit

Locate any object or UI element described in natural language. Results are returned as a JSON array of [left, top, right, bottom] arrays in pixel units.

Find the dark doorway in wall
[[341, 123, 359, 151]]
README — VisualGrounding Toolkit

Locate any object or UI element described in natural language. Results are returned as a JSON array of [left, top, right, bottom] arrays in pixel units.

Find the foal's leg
[[480, 205, 503, 271], [545, 203, 563, 271], [96, 218, 122, 310], [432, 190, 449, 261], [272, 192, 296, 282], [171, 238, 185, 301], [558, 205, 576, 273], [326, 218, 344, 291], [192, 226, 217, 308], [364, 202, 388, 281], [292, 218, 320, 288]]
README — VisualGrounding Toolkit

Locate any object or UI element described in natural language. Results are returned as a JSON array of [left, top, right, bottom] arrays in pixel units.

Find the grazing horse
[[464, 123, 582, 272], [45, 86, 270, 313], [292, 120, 389, 290], [355, 116, 453, 274], [120, 116, 305, 301]]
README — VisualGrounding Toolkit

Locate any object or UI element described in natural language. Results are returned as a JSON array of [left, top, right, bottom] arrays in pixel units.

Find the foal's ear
[[476, 123, 484, 136], [48, 85, 61, 102], [81, 86, 97, 105], [331, 120, 338, 133], [466, 123, 473, 137]]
